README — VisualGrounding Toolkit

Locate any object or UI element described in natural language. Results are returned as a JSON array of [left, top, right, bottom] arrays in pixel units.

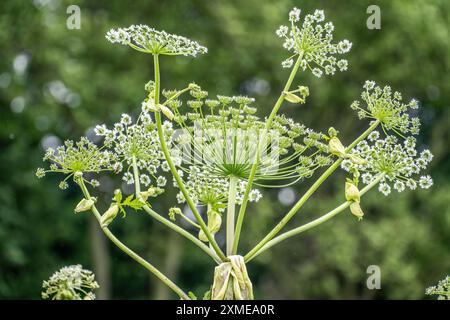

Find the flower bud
[[139, 187, 157, 201], [113, 189, 122, 202], [188, 82, 201, 91], [198, 229, 209, 242], [101, 204, 119, 227], [160, 105, 174, 120], [207, 210, 222, 234], [144, 80, 155, 93], [350, 201, 364, 220], [328, 127, 338, 138], [73, 171, 83, 181], [168, 207, 182, 221], [298, 86, 310, 98], [345, 182, 360, 202], [74, 197, 96, 213], [328, 137, 346, 157], [145, 98, 157, 112], [283, 91, 305, 104]]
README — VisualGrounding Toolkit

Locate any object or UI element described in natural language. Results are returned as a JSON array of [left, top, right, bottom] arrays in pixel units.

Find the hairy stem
[[77, 178, 190, 300], [246, 174, 384, 261], [226, 176, 238, 256], [245, 120, 380, 261], [152, 54, 227, 262], [131, 156, 221, 263], [232, 54, 304, 254]]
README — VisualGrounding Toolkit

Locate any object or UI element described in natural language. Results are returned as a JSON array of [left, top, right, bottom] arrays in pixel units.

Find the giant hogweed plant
[[37, 8, 433, 300]]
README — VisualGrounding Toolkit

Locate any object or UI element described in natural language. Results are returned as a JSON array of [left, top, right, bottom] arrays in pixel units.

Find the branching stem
[[152, 54, 227, 262], [131, 155, 221, 263], [245, 120, 380, 261], [232, 53, 304, 254], [76, 178, 190, 300], [246, 174, 384, 261]]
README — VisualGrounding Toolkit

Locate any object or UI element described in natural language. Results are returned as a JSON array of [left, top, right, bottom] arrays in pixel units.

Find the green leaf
[[127, 198, 145, 210], [121, 194, 145, 211], [118, 205, 127, 218], [122, 194, 134, 205]]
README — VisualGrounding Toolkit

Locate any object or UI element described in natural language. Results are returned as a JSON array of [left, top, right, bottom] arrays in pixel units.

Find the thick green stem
[[76, 178, 190, 300], [245, 120, 380, 261], [131, 156, 221, 263], [152, 54, 227, 262], [246, 174, 384, 261], [226, 176, 238, 256], [232, 54, 304, 254]]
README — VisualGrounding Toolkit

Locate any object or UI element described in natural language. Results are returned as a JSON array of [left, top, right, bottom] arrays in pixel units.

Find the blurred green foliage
[[0, 0, 448, 299]]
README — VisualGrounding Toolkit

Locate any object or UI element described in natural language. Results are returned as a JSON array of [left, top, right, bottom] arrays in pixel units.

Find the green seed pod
[[74, 197, 96, 213], [101, 204, 119, 227], [350, 201, 364, 220], [328, 136, 346, 157], [345, 182, 360, 202]]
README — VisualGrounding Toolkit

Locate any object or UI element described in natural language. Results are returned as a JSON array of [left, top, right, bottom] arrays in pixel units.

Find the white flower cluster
[[42, 265, 99, 300], [37, 137, 113, 189], [106, 24, 207, 57], [351, 81, 420, 135], [168, 87, 331, 188], [176, 166, 262, 208], [426, 275, 450, 300], [94, 111, 172, 190], [276, 7, 351, 77], [342, 133, 433, 196]]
